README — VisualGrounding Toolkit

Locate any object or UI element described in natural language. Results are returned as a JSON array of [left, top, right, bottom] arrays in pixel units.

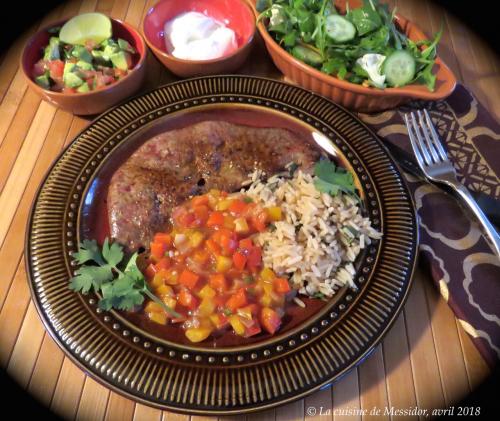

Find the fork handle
[[454, 184, 500, 257]]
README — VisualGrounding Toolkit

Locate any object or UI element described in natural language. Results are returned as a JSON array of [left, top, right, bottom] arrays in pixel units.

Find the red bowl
[[21, 17, 147, 116], [143, 0, 255, 77]]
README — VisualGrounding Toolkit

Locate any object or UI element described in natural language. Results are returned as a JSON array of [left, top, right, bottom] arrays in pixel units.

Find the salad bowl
[[255, 1, 457, 112]]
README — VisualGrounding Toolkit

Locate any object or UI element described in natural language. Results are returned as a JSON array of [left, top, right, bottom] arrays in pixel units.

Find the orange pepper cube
[[178, 269, 200, 289]]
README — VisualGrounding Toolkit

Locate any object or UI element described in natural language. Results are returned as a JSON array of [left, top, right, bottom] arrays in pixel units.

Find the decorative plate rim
[[25, 75, 419, 415]]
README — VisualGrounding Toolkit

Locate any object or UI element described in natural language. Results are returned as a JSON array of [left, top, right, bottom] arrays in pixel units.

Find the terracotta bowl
[[21, 17, 147, 116], [143, 0, 256, 78], [255, 3, 457, 112]]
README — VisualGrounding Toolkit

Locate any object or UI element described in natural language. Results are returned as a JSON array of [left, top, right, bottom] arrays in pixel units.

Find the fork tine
[[404, 113, 426, 169], [424, 109, 449, 162], [409, 112, 432, 166], [417, 110, 440, 164]]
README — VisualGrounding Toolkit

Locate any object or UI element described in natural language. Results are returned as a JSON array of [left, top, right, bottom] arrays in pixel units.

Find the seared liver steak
[[108, 121, 319, 250]]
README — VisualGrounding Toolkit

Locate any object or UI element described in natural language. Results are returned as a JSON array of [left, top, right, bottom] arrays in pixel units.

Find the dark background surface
[[1, 0, 498, 418]]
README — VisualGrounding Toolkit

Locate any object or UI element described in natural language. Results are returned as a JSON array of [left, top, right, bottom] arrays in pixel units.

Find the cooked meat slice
[[108, 121, 320, 250]]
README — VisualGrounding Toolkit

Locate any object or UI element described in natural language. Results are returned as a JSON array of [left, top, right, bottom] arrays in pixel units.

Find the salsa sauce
[[80, 106, 352, 347]]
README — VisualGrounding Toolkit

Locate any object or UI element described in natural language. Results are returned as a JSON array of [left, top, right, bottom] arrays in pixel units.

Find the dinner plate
[[26, 75, 418, 414]]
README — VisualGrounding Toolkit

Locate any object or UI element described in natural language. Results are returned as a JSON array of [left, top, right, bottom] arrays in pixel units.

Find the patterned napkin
[[358, 84, 500, 368]]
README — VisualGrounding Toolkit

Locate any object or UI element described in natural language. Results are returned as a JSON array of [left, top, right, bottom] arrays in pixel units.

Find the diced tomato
[[144, 263, 158, 280], [225, 288, 247, 312], [205, 239, 221, 256], [48, 60, 64, 79], [228, 199, 247, 215], [209, 273, 228, 292], [192, 249, 210, 265], [154, 233, 172, 246], [191, 195, 209, 206], [178, 212, 196, 228], [238, 238, 254, 254], [95, 71, 115, 88], [244, 320, 261, 338], [206, 211, 224, 227], [63, 87, 76, 94], [251, 209, 268, 232], [274, 277, 291, 293], [247, 246, 262, 271], [232, 252, 247, 271], [220, 233, 238, 255], [177, 289, 198, 310], [155, 257, 171, 271], [260, 307, 281, 334], [150, 241, 168, 260], [178, 269, 200, 289], [193, 205, 209, 225], [113, 68, 127, 79]]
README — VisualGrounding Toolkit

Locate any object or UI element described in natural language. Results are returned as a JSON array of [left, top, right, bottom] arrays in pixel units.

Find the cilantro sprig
[[313, 159, 359, 200], [69, 238, 180, 317]]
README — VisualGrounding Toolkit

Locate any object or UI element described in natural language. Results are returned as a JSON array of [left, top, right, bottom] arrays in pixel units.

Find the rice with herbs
[[243, 165, 382, 298]]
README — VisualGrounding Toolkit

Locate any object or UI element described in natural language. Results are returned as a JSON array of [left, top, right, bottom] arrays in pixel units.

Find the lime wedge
[[59, 13, 112, 45]]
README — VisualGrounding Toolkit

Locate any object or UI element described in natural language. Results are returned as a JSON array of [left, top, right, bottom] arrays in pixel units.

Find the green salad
[[257, 0, 442, 90]]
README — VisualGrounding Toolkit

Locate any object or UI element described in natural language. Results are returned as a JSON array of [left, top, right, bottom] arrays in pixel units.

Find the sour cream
[[164, 12, 238, 61]]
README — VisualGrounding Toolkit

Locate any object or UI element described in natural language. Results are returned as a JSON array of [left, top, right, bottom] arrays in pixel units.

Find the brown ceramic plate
[[26, 75, 418, 414]]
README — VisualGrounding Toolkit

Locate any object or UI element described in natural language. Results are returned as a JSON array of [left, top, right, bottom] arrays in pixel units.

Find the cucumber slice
[[325, 15, 356, 43], [291, 45, 323, 66], [383, 50, 416, 87]]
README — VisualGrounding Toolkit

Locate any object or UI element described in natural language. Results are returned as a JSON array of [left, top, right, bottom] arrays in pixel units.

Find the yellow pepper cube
[[150, 271, 166, 288], [234, 217, 249, 234], [229, 315, 246, 336], [165, 270, 179, 285], [198, 298, 216, 317], [215, 199, 232, 211], [162, 296, 177, 310], [260, 267, 276, 283], [266, 206, 282, 221], [260, 294, 272, 307], [223, 215, 235, 230], [189, 230, 205, 248], [198, 284, 216, 299], [185, 327, 212, 343], [144, 301, 164, 313], [156, 284, 173, 297], [216, 255, 232, 273], [148, 311, 167, 325]]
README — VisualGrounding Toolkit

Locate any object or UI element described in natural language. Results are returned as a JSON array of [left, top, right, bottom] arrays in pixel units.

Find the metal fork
[[405, 110, 500, 257]]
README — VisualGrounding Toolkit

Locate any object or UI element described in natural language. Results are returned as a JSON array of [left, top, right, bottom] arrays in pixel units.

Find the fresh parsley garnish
[[69, 238, 180, 317], [313, 159, 358, 199]]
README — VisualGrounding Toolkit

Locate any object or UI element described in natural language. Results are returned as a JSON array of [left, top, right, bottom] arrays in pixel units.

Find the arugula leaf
[[313, 159, 357, 197], [69, 238, 180, 318], [347, 0, 382, 36]]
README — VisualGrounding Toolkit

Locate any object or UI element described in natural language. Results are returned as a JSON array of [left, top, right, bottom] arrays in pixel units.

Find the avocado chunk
[[63, 62, 76, 76], [76, 60, 94, 71], [63, 71, 84, 88], [103, 44, 119, 61], [35, 72, 51, 89], [91, 49, 110, 65], [43, 37, 61, 61], [71, 45, 92, 63], [76, 82, 90, 93], [117, 38, 136, 54], [110, 51, 129, 71]]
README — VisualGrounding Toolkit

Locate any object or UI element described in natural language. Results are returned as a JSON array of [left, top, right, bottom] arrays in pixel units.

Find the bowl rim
[[20, 16, 147, 98], [256, 11, 457, 100], [142, 0, 256, 65]]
